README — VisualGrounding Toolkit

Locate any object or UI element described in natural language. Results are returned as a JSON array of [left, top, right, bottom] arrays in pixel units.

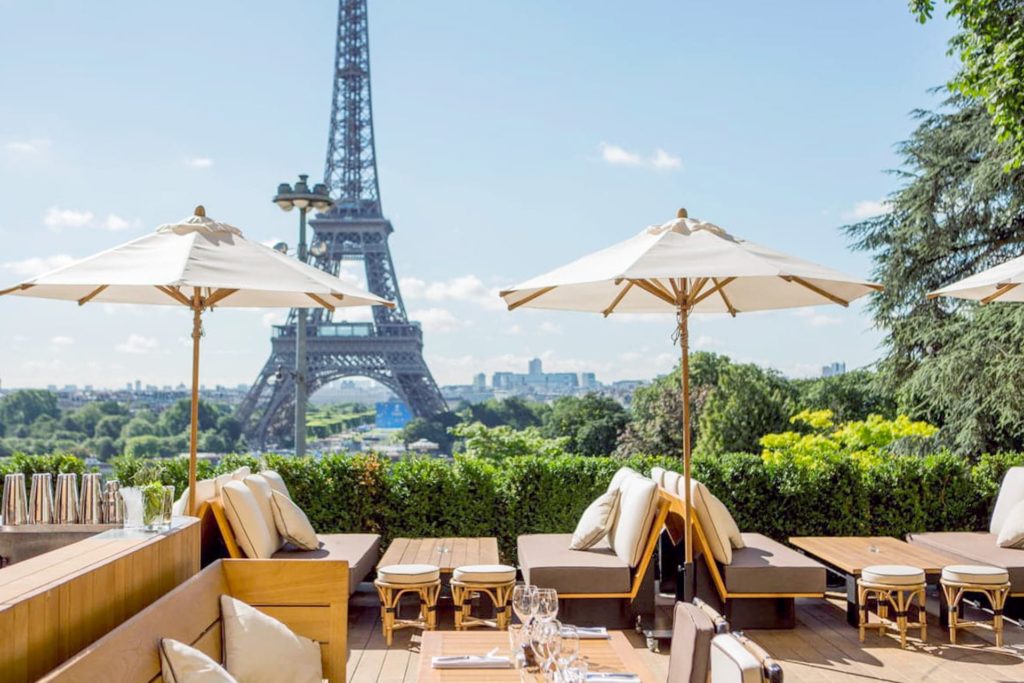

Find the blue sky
[[0, 1, 955, 390]]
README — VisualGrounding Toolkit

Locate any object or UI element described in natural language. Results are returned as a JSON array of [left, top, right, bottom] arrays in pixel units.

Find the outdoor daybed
[[182, 468, 380, 594], [517, 467, 669, 627], [654, 467, 827, 629], [908, 466, 1024, 612]]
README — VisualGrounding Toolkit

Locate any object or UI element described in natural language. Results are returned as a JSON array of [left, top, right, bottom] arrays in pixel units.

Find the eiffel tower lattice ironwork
[[237, 0, 446, 448]]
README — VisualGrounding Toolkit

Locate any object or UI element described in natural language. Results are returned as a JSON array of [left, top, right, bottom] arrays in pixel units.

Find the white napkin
[[431, 655, 513, 669], [566, 625, 610, 639], [586, 674, 641, 682]]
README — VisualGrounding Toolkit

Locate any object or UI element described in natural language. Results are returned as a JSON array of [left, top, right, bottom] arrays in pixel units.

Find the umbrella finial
[[194, 205, 206, 217], [677, 207, 688, 219]]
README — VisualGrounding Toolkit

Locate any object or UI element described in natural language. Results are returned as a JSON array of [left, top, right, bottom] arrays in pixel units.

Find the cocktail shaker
[[29, 473, 54, 524], [2, 473, 27, 526], [54, 473, 80, 524], [80, 473, 104, 524]]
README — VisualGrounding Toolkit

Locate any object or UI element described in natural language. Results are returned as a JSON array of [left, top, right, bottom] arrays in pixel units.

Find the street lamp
[[273, 174, 333, 456]]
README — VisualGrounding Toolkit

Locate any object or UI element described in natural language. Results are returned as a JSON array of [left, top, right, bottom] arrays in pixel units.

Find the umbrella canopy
[[928, 253, 1024, 304], [0, 207, 393, 514], [500, 209, 880, 595]]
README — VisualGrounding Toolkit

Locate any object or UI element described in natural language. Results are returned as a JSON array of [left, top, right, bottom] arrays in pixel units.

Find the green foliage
[[457, 397, 549, 430], [696, 362, 796, 455], [0, 390, 60, 434], [542, 394, 627, 456], [0, 452, 88, 479], [454, 423, 568, 461], [791, 369, 896, 422], [400, 412, 461, 453], [846, 99, 1024, 454], [306, 403, 375, 439], [913, 0, 1024, 170]]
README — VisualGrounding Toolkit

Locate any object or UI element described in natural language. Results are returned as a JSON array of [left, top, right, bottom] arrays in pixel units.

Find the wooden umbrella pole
[[188, 296, 202, 516], [680, 300, 692, 566]]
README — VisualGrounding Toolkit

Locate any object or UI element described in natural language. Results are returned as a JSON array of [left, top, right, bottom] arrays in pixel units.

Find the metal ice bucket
[[79, 473, 104, 524], [105, 480, 124, 525], [29, 473, 54, 524], [54, 473, 80, 524], [2, 473, 27, 526]]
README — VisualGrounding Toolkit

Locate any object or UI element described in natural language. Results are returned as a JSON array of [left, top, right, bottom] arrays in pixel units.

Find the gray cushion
[[667, 602, 714, 683], [272, 533, 380, 594], [908, 531, 1024, 589], [517, 533, 631, 594], [722, 534, 826, 594]]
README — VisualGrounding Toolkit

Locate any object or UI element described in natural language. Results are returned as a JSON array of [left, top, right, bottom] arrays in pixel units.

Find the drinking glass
[[536, 587, 559, 622], [529, 619, 561, 680], [512, 584, 538, 625], [559, 624, 580, 671], [561, 660, 588, 683]]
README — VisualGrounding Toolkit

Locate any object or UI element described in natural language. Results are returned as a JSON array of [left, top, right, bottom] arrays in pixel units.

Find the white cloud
[[4, 138, 51, 154], [401, 274, 504, 310], [115, 334, 159, 354], [694, 334, 723, 349], [185, 157, 214, 169], [793, 308, 842, 328], [261, 310, 288, 328], [539, 321, 562, 335], [50, 335, 74, 347], [842, 199, 890, 221], [102, 214, 136, 231], [2, 254, 76, 277], [597, 142, 682, 170], [43, 207, 94, 230], [412, 307, 463, 333]]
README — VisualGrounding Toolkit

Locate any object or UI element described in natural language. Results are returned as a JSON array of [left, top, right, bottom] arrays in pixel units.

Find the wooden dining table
[[416, 629, 658, 682]]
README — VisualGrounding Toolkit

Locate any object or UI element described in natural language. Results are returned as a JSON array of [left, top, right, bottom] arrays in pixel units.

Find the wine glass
[[530, 619, 562, 679], [559, 624, 580, 671], [536, 587, 559, 623], [512, 584, 539, 626]]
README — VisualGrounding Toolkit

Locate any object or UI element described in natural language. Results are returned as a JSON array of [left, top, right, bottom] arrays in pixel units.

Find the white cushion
[[861, 564, 925, 586], [708, 489, 745, 550], [689, 480, 735, 564], [160, 638, 237, 683], [377, 564, 441, 584], [231, 466, 251, 480], [941, 564, 1010, 585], [569, 490, 620, 551], [453, 564, 516, 583], [220, 595, 322, 683], [243, 475, 283, 551], [607, 466, 639, 494], [260, 470, 291, 499], [662, 469, 682, 494], [997, 498, 1024, 548], [710, 633, 761, 683], [990, 466, 1024, 534], [650, 467, 666, 488], [220, 481, 279, 559], [214, 473, 234, 498], [172, 477, 217, 516], [270, 490, 319, 551], [610, 474, 660, 567]]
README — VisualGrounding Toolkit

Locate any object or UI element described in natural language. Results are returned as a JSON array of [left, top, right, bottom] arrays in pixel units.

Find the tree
[[0, 390, 60, 429], [542, 394, 627, 456], [157, 399, 221, 436], [792, 369, 896, 422], [121, 413, 158, 438], [847, 98, 1024, 453], [94, 415, 128, 440], [453, 422, 567, 461], [457, 397, 546, 430], [615, 352, 732, 458], [400, 412, 461, 453], [913, 0, 1024, 169], [695, 363, 797, 455]]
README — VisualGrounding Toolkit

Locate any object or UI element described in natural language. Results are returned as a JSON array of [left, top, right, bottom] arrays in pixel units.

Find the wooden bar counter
[[0, 517, 200, 682]]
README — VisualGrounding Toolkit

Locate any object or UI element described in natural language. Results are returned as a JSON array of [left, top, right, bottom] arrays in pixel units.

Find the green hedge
[[5, 450, 1023, 560]]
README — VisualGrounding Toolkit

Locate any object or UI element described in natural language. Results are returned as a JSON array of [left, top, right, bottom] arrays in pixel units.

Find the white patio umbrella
[[0, 207, 393, 514], [928, 253, 1024, 304], [499, 209, 880, 586]]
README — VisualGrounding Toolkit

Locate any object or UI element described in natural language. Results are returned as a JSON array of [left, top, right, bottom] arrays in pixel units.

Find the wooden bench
[[40, 558, 349, 682]]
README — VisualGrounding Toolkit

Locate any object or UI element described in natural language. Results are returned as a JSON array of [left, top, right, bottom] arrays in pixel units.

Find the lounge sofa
[[186, 469, 380, 594], [517, 467, 668, 627], [654, 467, 826, 629], [908, 466, 1024, 613]]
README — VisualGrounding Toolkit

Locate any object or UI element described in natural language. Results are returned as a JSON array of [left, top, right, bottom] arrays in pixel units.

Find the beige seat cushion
[[221, 595, 322, 683], [908, 531, 1024, 588], [722, 533, 826, 594], [997, 498, 1024, 548], [260, 470, 291, 499], [171, 477, 217, 516], [243, 475, 282, 551], [689, 480, 735, 564], [861, 564, 925, 586], [650, 467, 667, 488], [269, 490, 318, 551], [160, 638, 237, 683], [990, 466, 1024, 534], [273, 533, 380, 594], [220, 481, 279, 559], [710, 633, 761, 683], [570, 490, 620, 551], [518, 534, 631, 594], [453, 564, 517, 583], [662, 470, 682, 494], [667, 602, 714, 683], [377, 564, 440, 584], [942, 564, 1010, 585], [231, 466, 251, 480], [607, 466, 639, 494], [609, 474, 660, 567]]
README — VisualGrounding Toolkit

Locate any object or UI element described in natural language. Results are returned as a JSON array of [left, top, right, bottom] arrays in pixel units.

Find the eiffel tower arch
[[237, 0, 446, 448]]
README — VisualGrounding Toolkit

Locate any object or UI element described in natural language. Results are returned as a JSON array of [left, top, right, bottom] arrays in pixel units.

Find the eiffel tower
[[237, 0, 446, 448]]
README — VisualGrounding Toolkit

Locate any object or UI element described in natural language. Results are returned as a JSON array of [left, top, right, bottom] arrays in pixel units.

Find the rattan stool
[[858, 564, 927, 649], [451, 564, 516, 630], [940, 564, 1011, 647], [374, 564, 441, 645]]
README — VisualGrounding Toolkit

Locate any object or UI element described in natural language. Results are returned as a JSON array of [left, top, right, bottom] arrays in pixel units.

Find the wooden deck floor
[[345, 592, 1024, 682]]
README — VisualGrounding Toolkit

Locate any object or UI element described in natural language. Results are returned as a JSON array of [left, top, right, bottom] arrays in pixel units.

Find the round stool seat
[[453, 564, 516, 584], [377, 564, 440, 585], [861, 564, 925, 586], [941, 564, 1010, 585]]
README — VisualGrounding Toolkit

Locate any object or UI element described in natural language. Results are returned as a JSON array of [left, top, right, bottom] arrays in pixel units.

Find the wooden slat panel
[[378, 537, 410, 568], [789, 536, 962, 575], [257, 605, 333, 642]]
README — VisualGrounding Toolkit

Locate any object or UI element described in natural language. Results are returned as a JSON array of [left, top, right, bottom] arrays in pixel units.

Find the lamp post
[[273, 174, 333, 456]]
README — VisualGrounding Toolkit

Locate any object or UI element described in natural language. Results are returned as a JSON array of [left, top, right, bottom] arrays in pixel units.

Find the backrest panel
[[667, 602, 714, 683], [990, 467, 1024, 534]]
